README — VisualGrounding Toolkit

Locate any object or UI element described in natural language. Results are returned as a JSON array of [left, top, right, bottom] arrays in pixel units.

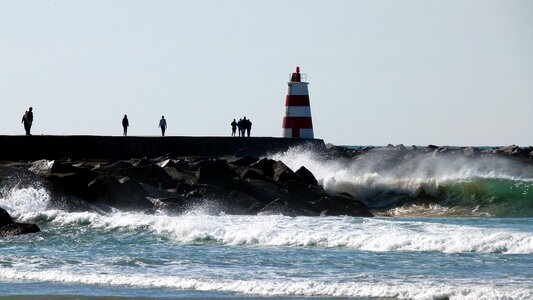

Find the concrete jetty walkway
[[0, 135, 325, 160]]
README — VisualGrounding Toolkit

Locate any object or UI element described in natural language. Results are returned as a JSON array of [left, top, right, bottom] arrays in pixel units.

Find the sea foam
[[0, 268, 530, 300]]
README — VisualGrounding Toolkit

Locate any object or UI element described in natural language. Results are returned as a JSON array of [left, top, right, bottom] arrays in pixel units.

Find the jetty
[[0, 135, 325, 160]]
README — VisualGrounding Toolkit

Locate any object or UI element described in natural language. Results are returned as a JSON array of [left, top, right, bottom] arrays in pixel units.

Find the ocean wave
[[10, 209, 533, 254], [272, 146, 533, 216], [0, 269, 530, 299]]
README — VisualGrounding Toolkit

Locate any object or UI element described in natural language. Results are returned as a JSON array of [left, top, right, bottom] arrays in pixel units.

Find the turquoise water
[[1, 208, 532, 299], [1, 147, 533, 299]]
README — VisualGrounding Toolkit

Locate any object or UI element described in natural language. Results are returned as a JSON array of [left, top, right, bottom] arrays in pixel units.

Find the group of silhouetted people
[[231, 117, 252, 137], [21, 107, 250, 138], [122, 114, 167, 136]]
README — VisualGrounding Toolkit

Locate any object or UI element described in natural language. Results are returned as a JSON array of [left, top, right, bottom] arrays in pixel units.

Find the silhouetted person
[[159, 116, 167, 136], [21, 110, 28, 135], [242, 117, 249, 137], [21, 107, 33, 135], [237, 118, 243, 137], [245, 118, 252, 137], [231, 119, 237, 136], [122, 114, 129, 136]]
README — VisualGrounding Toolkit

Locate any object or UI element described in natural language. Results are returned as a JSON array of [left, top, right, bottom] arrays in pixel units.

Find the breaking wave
[[273, 146, 533, 217], [0, 269, 531, 299]]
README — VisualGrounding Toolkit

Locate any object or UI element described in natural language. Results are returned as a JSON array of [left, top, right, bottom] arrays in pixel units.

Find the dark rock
[[258, 198, 302, 216], [134, 157, 153, 167], [499, 145, 524, 157], [427, 145, 439, 150], [316, 194, 373, 217], [0, 207, 40, 237], [0, 208, 11, 227], [196, 160, 236, 189], [114, 164, 175, 189], [238, 167, 266, 180], [285, 180, 325, 203], [272, 161, 301, 184], [231, 155, 260, 167], [235, 178, 287, 205], [295, 166, 318, 187], [250, 158, 276, 178], [29, 159, 79, 176], [158, 159, 176, 168], [87, 175, 153, 210]]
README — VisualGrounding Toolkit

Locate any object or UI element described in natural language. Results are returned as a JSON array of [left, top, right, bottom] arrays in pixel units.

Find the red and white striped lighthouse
[[281, 66, 314, 138]]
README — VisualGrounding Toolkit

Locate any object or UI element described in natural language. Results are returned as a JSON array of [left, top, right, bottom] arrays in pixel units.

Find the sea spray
[[272, 145, 533, 216]]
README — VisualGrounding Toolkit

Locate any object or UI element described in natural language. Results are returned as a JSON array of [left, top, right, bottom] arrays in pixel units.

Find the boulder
[[196, 159, 236, 189], [295, 166, 318, 187], [235, 178, 287, 205], [238, 167, 266, 180], [272, 161, 302, 184], [0, 207, 40, 237], [231, 155, 260, 167], [87, 175, 153, 210], [250, 158, 276, 178], [29, 159, 79, 176], [285, 180, 325, 203], [114, 164, 175, 189], [258, 198, 312, 216], [316, 194, 373, 217]]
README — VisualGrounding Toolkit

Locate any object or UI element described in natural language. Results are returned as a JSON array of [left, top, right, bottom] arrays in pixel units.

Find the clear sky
[[1, 0, 532, 146]]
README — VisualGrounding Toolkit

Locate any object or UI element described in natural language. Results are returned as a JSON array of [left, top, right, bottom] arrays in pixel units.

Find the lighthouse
[[281, 66, 314, 138]]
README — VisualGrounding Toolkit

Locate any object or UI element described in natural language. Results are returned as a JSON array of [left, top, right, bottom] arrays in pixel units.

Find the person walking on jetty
[[21, 107, 33, 135], [159, 116, 167, 136], [122, 115, 129, 136], [231, 119, 237, 136]]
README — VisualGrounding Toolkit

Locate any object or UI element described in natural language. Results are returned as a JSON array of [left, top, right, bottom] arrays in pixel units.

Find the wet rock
[[231, 155, 260, 167], [258, 198, 310, 216], [0, 207, 40, 237], [196, 160, 236, 189], [114, 164, 175, 189], [250, 158, 276, 178], [235, 178, 286, 206], [295, 166, 318, 187], [87, 175, 153, 210], [238, 167, 267, 180], [273, 161, 302, 184], [316, 194, 373, 217]]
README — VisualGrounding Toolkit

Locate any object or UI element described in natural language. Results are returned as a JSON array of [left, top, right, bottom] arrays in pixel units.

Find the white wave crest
[[0, 186, 49, 217], [0, 269, 530, 299], [21, 211, 533, 254], [271, 146, 533, 206]]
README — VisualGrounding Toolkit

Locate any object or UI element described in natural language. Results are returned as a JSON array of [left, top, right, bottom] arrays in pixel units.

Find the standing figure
[[122, 114, 129, 136], [231, 119, 237, 136], [21, 110, 28, 135], [159, 116, 167, 136], [21, 107, 33, 135], [237, 118, 243, 137], [245, 118, 252, 137], [241, 117, 248, 137]]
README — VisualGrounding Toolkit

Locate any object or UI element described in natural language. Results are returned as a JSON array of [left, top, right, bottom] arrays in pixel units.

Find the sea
[[0, 146, 532, 299]]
